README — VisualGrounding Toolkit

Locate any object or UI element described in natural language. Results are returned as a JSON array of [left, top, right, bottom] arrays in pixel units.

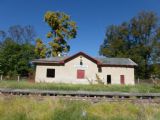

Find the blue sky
[[0, 0, 160, 56]]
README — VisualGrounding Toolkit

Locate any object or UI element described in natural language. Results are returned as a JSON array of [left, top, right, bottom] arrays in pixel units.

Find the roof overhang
[[32, 52, 137, 67]]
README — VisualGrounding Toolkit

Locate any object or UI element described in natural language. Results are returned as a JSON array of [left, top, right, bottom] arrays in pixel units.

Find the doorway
[[120, 75, 125, 85], [107, 75, 111, 84], [77, 70, 85, 79]]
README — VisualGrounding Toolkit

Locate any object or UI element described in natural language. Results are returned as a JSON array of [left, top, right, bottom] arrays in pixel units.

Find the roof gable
[[60, 52, 101, 65]]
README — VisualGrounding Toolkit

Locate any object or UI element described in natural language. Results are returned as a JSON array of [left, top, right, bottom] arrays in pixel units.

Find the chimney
[[58, 53, 61, 57]]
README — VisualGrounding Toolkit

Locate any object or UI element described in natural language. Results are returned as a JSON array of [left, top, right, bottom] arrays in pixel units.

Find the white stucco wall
[[35, 55, 135, 85], [35, 55, 98, 84], [98, 67, 135, 85]]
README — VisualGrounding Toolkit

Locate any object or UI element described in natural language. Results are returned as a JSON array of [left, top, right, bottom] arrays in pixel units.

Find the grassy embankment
[[0, 81, 160, 120], [0, 96, 160, 120], [0, 80, 160, 93]]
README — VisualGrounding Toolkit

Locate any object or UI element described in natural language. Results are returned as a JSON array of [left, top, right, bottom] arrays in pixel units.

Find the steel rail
[[0, 88, 160, 100]]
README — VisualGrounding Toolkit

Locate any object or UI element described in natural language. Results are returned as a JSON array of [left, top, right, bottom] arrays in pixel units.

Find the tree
[[44, 11, 77, 56], [34, 38, 47, 58], [0, 25, 37, 78], [0, 63, 2, 74], [100, 11, 160, 79], [17, 43, 36, 76], [0, 39, 20, 76], [23, 25, 37, 44], [8, 25, 36, 44], [0, 30, 6, 42], [0, 38, 36, 77]]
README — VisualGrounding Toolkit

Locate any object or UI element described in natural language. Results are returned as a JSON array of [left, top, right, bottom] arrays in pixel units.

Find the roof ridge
[[96, 57, 130, 59], [32, 52, 137, 66]]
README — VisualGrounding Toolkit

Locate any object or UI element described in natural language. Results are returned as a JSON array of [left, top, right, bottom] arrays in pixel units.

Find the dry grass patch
[[0, 96, 160, 120]]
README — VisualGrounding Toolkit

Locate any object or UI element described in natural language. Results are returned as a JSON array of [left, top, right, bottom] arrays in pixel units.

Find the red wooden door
[[77, 70, 85, 79], [120, 75, 125, 85]]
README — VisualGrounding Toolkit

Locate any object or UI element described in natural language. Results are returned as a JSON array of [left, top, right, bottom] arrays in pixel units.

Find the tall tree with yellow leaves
[[44, 11, 77, 56], [34, 38, 47, 58]]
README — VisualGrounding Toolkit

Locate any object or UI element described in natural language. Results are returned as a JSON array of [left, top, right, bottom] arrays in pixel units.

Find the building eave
[[98, 64, 136, 68], [32, 51, 138, 67]]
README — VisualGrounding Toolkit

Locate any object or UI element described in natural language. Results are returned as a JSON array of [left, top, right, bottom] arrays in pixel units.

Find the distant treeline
[[0, 25, 37, 78], [100, 11, 160, 79]]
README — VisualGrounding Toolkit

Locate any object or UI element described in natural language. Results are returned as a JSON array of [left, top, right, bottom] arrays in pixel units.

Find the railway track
[[0, 88, 160, 103]]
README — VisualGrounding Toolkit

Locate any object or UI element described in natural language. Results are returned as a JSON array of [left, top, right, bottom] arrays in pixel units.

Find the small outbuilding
[[32, 52, 137, 85]]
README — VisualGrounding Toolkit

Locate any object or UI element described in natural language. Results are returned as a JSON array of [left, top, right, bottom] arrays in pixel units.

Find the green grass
[[0, 96, 160, 120], [0, 80, 160, 93]]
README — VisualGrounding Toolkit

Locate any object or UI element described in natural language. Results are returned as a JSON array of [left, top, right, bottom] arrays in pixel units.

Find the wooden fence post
[[17, 75, 20, 82], [0, 75, 2, 81]]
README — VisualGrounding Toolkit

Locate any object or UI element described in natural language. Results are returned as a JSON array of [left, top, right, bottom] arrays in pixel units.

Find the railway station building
[[32, 52, 137, 85]]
